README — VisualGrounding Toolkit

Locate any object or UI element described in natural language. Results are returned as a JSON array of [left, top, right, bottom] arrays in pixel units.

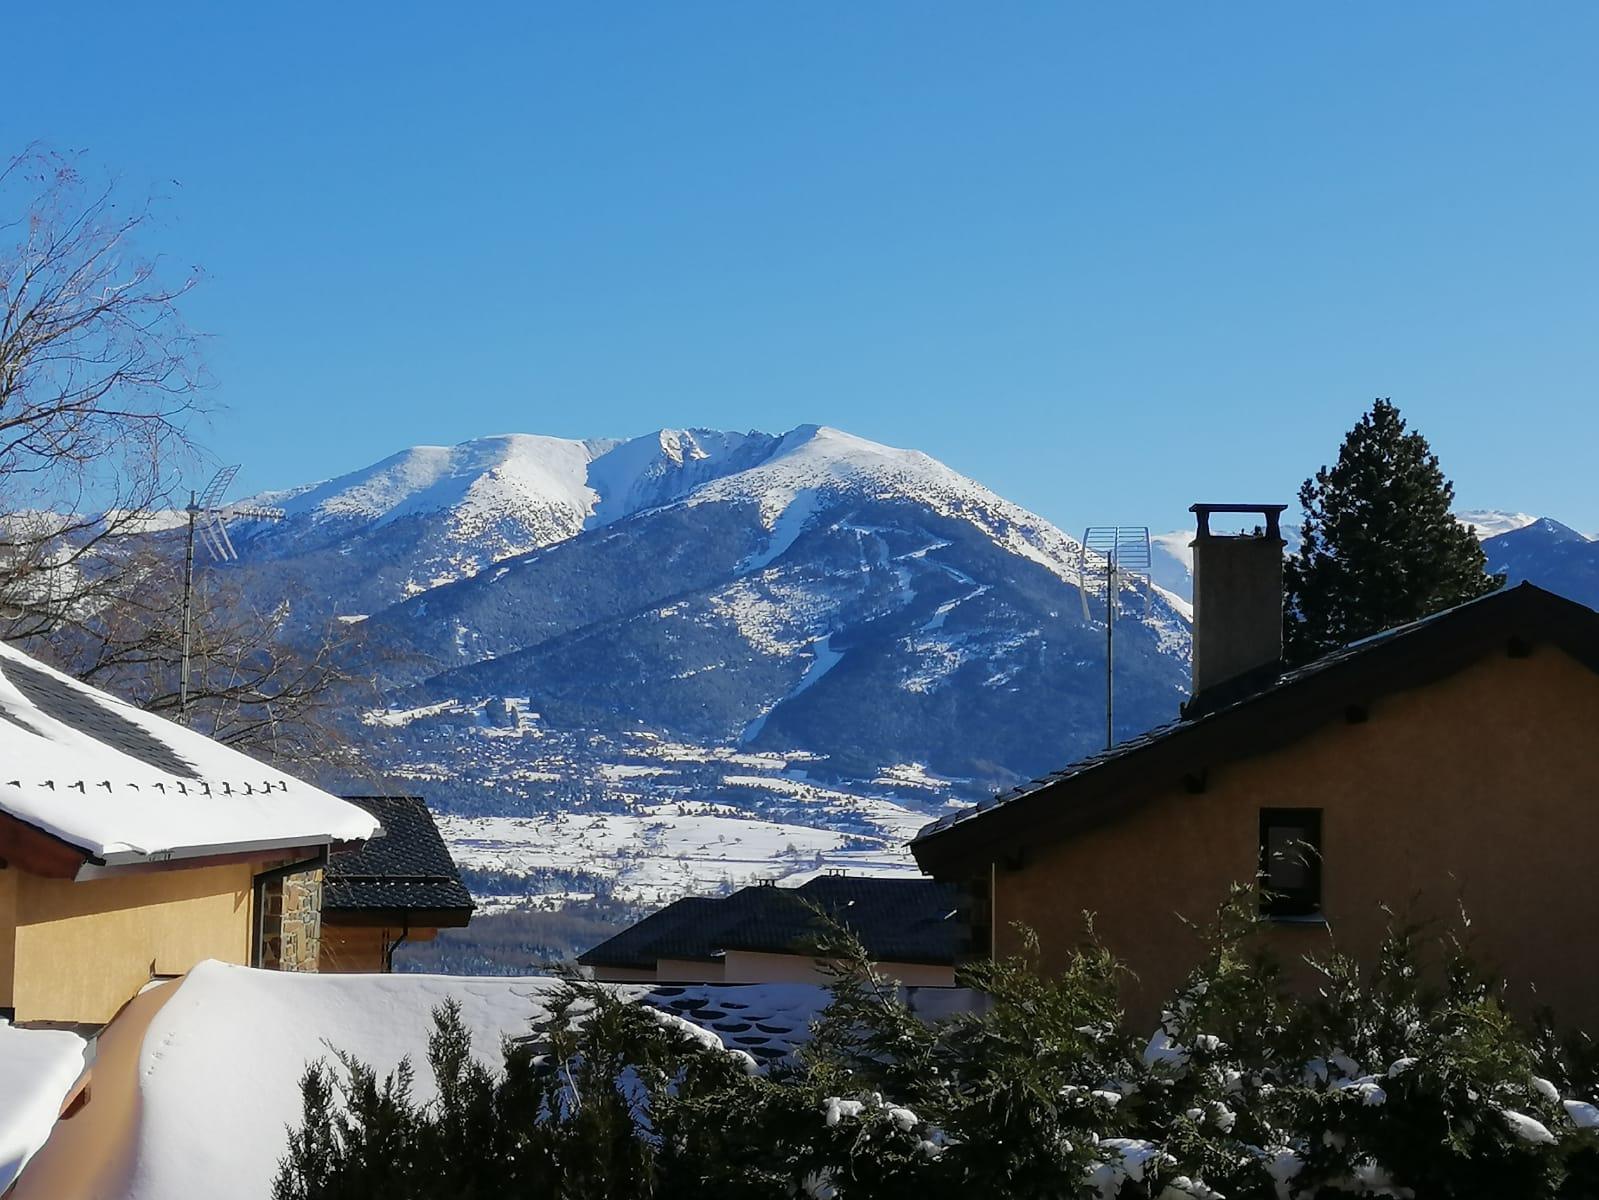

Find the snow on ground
[[0, 1022, 87, 1193], [439, 803, 922, 907], [13, 961, 832, 1200]]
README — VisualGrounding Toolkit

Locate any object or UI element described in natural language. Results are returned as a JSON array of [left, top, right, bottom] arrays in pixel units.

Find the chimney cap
[[1189, 503, 1287, 539]]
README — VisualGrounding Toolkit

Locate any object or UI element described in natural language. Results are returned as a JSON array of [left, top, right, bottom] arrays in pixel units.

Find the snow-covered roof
[[0, 640, 378, 867], [9, 960, 834, 1200], [0, 1021, 88, 1194]]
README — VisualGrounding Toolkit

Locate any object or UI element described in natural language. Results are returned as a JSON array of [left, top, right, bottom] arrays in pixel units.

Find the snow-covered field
[[440, 800, 926, 909], [371, 699, 958, 909]]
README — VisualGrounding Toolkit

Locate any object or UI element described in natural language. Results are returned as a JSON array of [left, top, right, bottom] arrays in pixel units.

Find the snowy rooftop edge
[[0, 640, 377, 862]]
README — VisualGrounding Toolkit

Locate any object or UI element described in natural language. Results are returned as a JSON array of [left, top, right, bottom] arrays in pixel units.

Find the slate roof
[[324, 796, 475, 918], [579, 875, 960, 970], [911, 582, 1599, 873]]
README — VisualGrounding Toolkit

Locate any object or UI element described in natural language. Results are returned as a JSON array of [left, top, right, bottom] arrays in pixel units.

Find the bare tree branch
[[0, 145, 369, 777], [37, 544, 377, 774], [0, 143, 206, 639]]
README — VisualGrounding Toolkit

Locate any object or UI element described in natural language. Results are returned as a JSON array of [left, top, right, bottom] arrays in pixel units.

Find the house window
[[1258, 808, 1322, 917]]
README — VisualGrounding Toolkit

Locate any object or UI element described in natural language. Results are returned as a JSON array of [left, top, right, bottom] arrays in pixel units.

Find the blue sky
[[8, 3, 1598, 533]]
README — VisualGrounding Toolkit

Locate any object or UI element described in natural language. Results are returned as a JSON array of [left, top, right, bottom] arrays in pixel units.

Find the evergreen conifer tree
[[1284, 399, 1502, 663]]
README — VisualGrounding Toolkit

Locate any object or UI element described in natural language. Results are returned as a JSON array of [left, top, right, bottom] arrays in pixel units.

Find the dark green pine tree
[[1284, 398, 1503, 663]]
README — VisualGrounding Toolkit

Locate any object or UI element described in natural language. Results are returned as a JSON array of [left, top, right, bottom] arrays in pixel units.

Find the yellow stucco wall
[[9, 863, 256, 1023], [990, 646, 1599, 1027]]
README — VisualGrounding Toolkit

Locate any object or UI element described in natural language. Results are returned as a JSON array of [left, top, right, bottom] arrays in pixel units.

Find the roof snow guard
[[0, 640, 377, 873], [911, 583, 1599, 876]]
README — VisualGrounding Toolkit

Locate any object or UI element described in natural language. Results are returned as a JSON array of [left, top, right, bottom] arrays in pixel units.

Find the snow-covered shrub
[[274, 896, 1599, 1199]]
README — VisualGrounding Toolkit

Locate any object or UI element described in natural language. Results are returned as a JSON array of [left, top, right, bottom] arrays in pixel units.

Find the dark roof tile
[[579, 876, 960, 969], [324, 795, 474, 915]]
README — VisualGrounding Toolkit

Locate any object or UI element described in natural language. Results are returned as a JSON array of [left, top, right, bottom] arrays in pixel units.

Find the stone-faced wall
[[260, 869, 323, 972]]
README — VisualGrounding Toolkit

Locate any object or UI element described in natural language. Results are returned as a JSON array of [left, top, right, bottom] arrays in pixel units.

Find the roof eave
[[77, 832, 361, 878], [913, 584, 1599, 876], [322, 905, 475, 929]]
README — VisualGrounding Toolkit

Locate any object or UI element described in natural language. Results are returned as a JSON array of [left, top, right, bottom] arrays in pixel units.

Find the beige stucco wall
[[990, 646, 1599, 1028], [655, 956, 726, 983], [722, 949, 955, 987], [10, 863, 255, 1023]]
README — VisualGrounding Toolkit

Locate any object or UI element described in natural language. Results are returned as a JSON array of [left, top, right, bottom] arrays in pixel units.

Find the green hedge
[[275, 891, 1599, 1199]]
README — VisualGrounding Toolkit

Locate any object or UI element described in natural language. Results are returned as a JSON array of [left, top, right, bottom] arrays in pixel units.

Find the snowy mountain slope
[[353, 425, 1193, 786], [586, 428, 783, 526], [226, 429, 783, 624], [220, 424, 1193, 909], [1481, 518, 1599, 609], [1458, 510, 1538, 540]]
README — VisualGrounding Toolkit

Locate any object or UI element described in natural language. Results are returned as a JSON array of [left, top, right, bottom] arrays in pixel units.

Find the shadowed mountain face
[[194, 433, 1599, 929], [207, 425, 1191, 907], [381, 487, 1189, 791], [1481, 518, 1599, 609]]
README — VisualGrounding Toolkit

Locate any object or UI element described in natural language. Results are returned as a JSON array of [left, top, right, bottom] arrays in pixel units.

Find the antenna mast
[[180, 465, 285, 721], [1079, 526, 1152, 749]]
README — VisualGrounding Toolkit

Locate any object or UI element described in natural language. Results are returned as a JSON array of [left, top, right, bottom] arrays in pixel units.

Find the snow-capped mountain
[[219, 425, 1193, 906], [1481, 518, 1599, 609], [359, 425, 1190, 773], [1459, 510, 1539, 541], [232, 429, 816, 623]]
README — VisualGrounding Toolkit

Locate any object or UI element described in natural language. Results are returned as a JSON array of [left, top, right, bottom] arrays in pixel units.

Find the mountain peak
[[257, 433, 602, 527], [1457, 509, 1538, 540], [1485, 516, 1589, 547]]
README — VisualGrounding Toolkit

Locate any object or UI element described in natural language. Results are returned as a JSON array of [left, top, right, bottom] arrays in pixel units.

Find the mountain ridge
[[209, 428, 1594, 917], [214, 424, 1193, 906]]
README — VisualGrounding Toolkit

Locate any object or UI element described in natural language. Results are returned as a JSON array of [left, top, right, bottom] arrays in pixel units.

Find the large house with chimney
[[912, 503, 1599, 1027]]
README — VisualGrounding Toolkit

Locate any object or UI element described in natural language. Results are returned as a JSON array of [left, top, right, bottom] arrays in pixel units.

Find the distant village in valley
[[7, 7, 1599, 1198]]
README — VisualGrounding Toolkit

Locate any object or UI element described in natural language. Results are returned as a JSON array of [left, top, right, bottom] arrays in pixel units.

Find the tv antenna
[[1079, 526, 1152, 750], [180, 465, 285, 720]]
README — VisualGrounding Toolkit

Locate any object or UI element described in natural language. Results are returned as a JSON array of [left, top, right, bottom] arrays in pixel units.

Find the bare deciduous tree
[[37, 545, 377, 772], [0, 143, 203, 635], [0, 145, 368, 773]]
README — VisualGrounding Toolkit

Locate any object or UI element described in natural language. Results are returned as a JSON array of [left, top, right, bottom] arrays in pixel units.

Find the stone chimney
[[1188, 503, 1288, 698]]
